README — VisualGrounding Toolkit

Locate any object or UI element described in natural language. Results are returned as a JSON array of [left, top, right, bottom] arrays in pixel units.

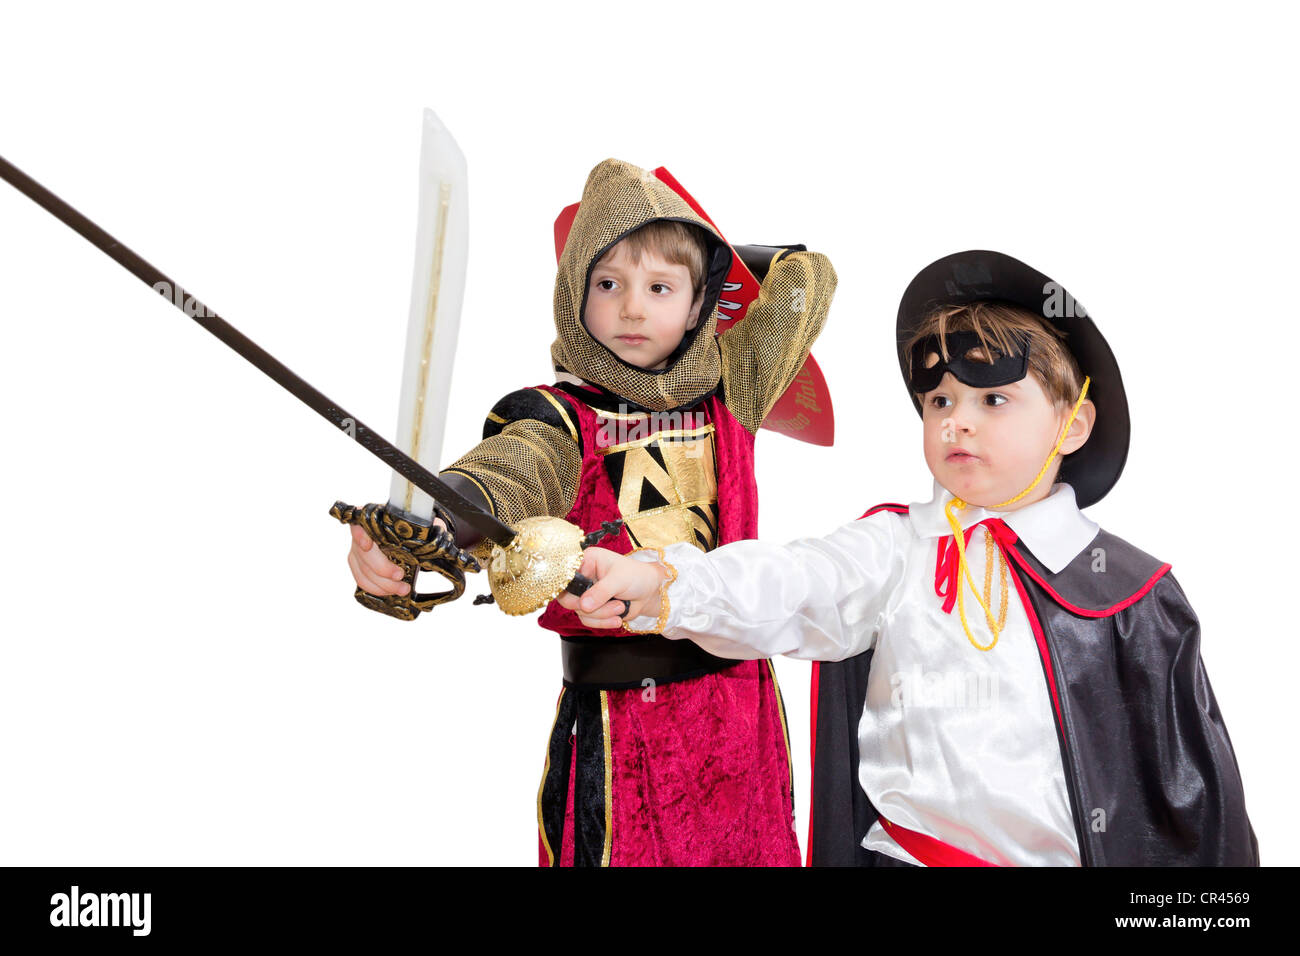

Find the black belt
[[560, 634, 740, 690]]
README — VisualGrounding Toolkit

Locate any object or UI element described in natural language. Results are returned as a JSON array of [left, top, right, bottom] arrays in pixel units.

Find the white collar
[[907, 479, 1099, 574]]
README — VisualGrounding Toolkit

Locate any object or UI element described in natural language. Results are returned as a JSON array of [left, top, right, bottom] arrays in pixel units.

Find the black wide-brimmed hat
[[896, 250, 1129, 509]]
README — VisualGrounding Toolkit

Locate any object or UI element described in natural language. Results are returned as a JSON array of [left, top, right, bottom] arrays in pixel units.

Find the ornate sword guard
[[330, 501, 480, 621], [486, 516, 586, 616], [482, 517, 623, 616]]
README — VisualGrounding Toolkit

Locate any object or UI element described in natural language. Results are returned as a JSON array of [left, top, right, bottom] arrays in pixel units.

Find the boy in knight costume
[[346, 158, 837, 865], [561, 250, 1258, 866]]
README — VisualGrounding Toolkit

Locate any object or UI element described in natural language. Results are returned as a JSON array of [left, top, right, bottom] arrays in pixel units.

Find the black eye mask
[[909, 330, 1030, 392]]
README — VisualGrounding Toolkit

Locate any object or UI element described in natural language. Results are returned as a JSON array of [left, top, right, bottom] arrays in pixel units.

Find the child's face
[[919, 351, 1094, 511], [583, 240, 703, 371]]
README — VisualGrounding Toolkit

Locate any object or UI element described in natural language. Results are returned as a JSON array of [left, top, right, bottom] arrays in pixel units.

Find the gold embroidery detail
[[603, 429, 718, 550], [623, 497, 717, 521], [621, 546, 678, 636]]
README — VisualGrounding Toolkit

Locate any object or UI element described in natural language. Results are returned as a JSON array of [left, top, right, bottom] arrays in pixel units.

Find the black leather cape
[[808, 503, 1259, 867]]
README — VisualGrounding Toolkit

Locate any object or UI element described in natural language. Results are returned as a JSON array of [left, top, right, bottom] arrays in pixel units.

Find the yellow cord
[[944, 376, 1091, 650]]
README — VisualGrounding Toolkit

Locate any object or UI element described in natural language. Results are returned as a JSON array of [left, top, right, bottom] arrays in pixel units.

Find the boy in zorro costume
[[346, 158, 838, 865], [561, 250, 1257, 866]]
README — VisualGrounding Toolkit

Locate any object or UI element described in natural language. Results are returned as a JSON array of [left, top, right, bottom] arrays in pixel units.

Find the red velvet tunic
[[533, 383, 800, 867]]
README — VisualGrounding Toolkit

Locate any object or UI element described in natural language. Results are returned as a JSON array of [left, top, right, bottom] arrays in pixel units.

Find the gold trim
[[597, 424, 716, 455], [660, 431, 691, 543], [766, 659, 794, 798], [591, 407, 652, 421], [486, 411, 507, 424], [623, 496, 717, 522], [621, 547, 678, 636], [600, 690, 613, 867], [537, 688, 567, 867], [404, 181, 454, 513], [534, 388, 580, 445], [439, 469, 496, 517]]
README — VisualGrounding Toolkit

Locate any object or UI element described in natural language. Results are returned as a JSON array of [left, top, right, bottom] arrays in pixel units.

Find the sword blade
[[389, 109, 469, 521], [0, 152, 517, 547]]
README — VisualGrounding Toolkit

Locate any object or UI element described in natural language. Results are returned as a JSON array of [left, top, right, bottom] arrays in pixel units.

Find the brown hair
[[904, 300, 1084, 407], [597, 220, 708, 299]]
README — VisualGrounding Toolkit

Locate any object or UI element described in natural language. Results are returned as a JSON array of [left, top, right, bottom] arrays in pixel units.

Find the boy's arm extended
[[568, 514, 903, 662], [348, 386, 582, 597], [435, 387, 583, 562], [718, 249, 838, 433]]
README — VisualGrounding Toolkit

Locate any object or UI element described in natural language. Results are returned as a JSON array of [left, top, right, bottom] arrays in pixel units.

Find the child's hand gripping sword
[[0, 111, 611, 623]]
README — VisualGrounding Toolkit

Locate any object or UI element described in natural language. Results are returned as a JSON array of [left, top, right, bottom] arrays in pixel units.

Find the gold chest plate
[[596, 412, 718, 552]]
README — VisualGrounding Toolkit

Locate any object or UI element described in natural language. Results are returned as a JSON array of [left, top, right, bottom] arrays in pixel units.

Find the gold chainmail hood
[[551, 159, 733, 413]]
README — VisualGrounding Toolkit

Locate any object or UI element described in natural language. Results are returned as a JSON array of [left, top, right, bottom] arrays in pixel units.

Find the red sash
[[879, 816, 1001, 867]]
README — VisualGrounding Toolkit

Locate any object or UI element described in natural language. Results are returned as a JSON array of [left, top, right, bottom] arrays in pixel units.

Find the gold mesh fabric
[[719, 250, 838, 434], [551, 159, 724, 413], [442, 419, 582, 561]]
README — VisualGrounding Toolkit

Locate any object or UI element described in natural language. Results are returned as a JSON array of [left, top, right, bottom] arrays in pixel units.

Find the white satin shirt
[[627, 480, 1099, 866]]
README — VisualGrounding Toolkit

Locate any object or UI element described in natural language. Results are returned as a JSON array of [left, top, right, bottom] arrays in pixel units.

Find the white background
[[0, 1, 1292, 866]]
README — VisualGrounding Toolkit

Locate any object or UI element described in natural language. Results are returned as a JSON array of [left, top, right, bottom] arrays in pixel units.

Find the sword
[[0, 140, 600, 620], [331, 111, 613, 618], [387, 109, 469, 525]]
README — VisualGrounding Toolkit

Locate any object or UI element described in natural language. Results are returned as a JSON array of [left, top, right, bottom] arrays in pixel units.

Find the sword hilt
[[335, 504, 618, 618], [563, 520, 623, 596], [330, 500, 479, 621], [566, 573, 595, 596]]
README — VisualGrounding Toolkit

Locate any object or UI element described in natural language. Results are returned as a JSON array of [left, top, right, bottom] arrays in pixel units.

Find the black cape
[[808, 503, 1259, 867]]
